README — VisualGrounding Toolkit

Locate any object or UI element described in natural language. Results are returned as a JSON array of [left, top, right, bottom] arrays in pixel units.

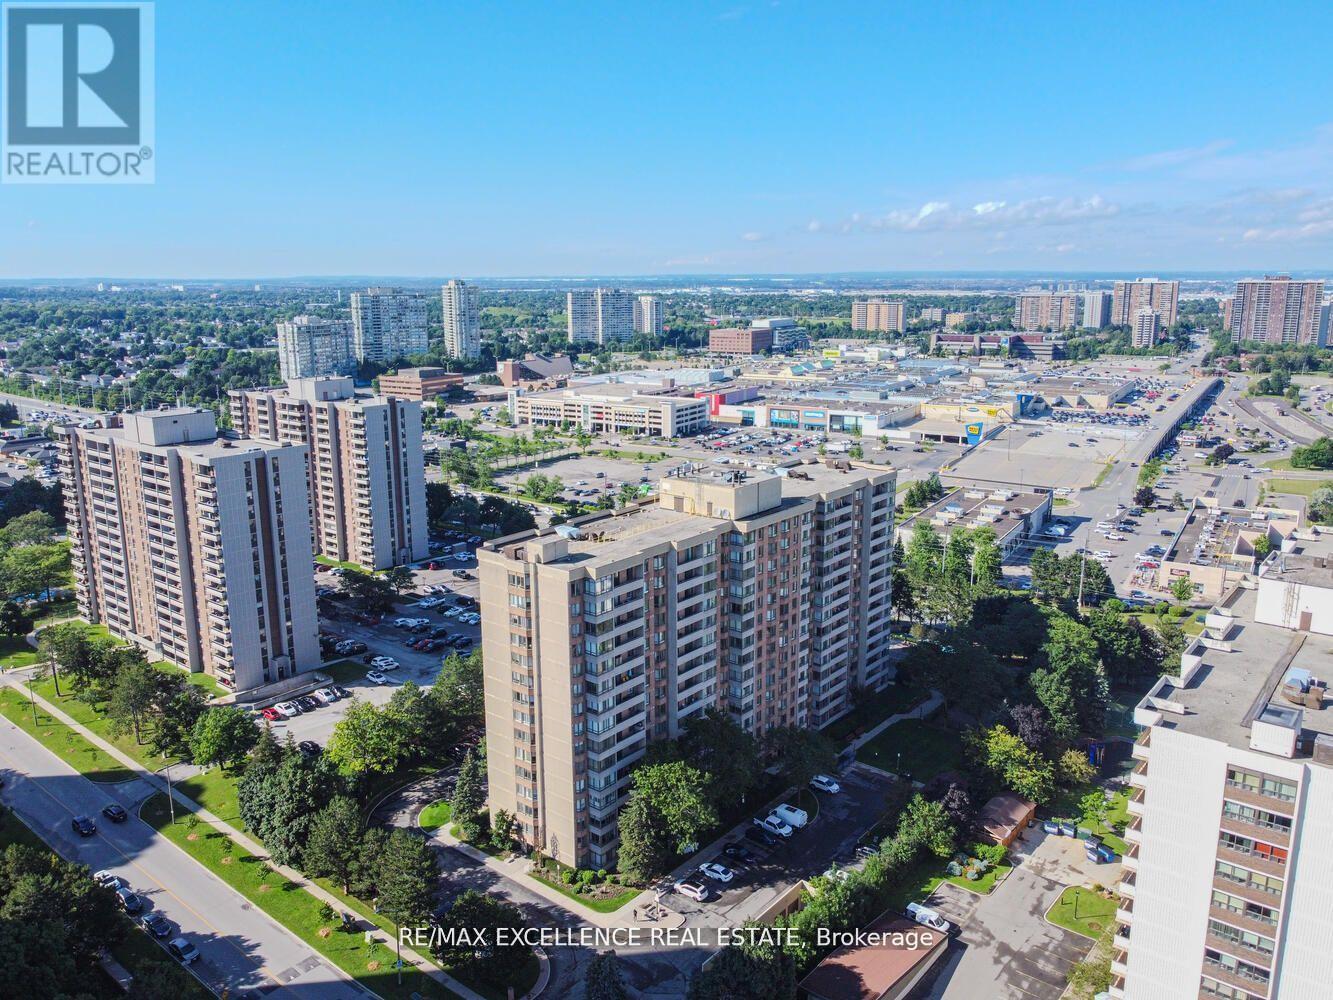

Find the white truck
[[771, 803, 809, 829]]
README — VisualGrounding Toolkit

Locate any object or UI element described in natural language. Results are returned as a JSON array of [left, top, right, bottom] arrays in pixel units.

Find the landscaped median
[[140, 793, 464, 1000]]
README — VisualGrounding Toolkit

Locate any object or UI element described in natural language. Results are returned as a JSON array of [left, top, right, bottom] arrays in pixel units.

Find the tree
[[1058, 748, 1097, 788], [384, 564, 416, 597], [970, 725, 1056, 804], [1133, 486, 1156, 508], [325, 699, 409, 774], [105, 657, 161, 744], [616, 791, 671, 884], [1290, 436, 1333, 470], [1008, 703, 1051, 751], [450, 747, 486, 841], [1253, 534, 1273, 560], [1086, 601, 1149, 682], [429, 651, 484, 726], [0, 601, 31, 639], [188, 706, 260, 770], [148, 677, 209, 760], [0, 543, 70, 605], [893, 794, 956, 859], [680, 710, 760, 811], [1170, 575, 1196, 603], [376, 828, 440, 930], [431, 891, 527, 986], [687, 929, 798, 1000], [585, 951, 632, 1000], [1030, 616, 1109, 740], [36, 622, 95, 697], [303, 796, 365, 893], [338, 567, 396, 611], [762, 726, 836, 790], [969, 526, 1003, 594], [1308, 486, 1333, 525], [237, 743, 342, 867], [1205, 443, 1235, 466]]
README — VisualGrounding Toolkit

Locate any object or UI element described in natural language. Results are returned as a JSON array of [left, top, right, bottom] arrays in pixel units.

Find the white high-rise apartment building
[[60, 407, 320, 693], [441, 280, 482, 361], [276, 316, 356, 380], [350, 287, 429, 363], [1082, 291, 1112, 330], [478, 461, 895, 869], [1118, 554, 1333, 1000], [634, 294, 664, 336], [567, 288, 635, 345], [229, 378, 428, 571], [1132, 308, 1161, 348]]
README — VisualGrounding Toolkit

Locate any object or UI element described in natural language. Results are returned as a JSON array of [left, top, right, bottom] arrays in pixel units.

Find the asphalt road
[[0, 708, 367, 1000]]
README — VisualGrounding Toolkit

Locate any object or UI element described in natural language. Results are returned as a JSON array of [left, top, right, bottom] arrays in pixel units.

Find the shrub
[[596, 868, 608, 883], [969, 842, 1007, 866], [578, 869, 595, 886], [561, 869, 576, 886]]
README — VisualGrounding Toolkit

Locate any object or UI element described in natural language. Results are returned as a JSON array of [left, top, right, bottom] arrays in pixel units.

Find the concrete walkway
[[2, 671, 485, 1000]]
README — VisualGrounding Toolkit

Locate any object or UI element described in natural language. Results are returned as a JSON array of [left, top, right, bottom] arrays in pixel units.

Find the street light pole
[[164, 761, 175, 825]]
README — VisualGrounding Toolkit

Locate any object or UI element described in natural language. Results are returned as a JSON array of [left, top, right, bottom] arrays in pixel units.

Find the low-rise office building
[[60, 407, 320, 692], [510, 383, 709, 437], [1157, 500, 1301, 602], [899, 486, 1052, 558], [496, 353, 575, 388], [710, 326, 774, 355], [376, 366, 466, 401]]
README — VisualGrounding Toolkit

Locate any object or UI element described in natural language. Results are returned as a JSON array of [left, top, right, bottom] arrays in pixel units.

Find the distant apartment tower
[[567, 288, 635, 345], [1227, 276, 1325, 346], [276, 316, 356, 380], [1112, 279, 1180, 328], [229, 378, 428, 571], [60, 407, 320, 693], [851, 299, 906, 334], [349, 287, 429, 363], [478, 462, 895, 869], [920, 307, 946, 325], [1132, 308, 1162, 348], [1014, 292, 1081, 331], [633, 295, 664, 336], [1082, 291, 1112, 330], [441, 280, 481, 361]]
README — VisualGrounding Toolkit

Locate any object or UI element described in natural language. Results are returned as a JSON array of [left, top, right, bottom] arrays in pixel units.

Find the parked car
[[906, 902, 953, 933], [261, 707, 282, 722], [366, 670, 391, 684], [102, 804, 128, 823], [93, 870, 125, 890], [332, 685, 351, 699], [116, 886, 143, 914], [313, 688, 339, 705], [167, 937, 201, 964], [744, 826, 779, 848], [71, 815, 97, 837], [698, 862, 735, 883], [141, 912, 172, 938], [674, 878, 710, 902], [297, 740, 321, 756], [370, 656, 399, 670], [771, 803, 809, 829], [273, 701, 301, 718], [754, 814, 793, 838], [721, 842, 756, 864], [294, 695, 320, 712]]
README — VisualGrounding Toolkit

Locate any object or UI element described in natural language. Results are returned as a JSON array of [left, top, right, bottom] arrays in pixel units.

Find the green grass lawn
[[1045, 785, 1130, 856], [150, 659, 227, 699], [28, 598, 78, 628], [174, 765, 244, 826], [821, 684, 927, 747], [141, 794, 464, 1000], [323, 659, 369, 684], [1267, 477, 1332, 497], [25, 674, 171, 772], [1263, 458, 1296, 471], [0, 686, 136, 782], [1053, 497, 1073, 507], [856, 717, 962, 781], [0, 634, 40, 669], [1127, 609, 1204, 637], [419, 799, 452, 830], [316, 555, 369, 573], [1047, 886, 1118, 939]]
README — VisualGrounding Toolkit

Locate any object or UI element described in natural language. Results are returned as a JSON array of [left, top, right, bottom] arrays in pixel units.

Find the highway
[[0, 702, 368, 1000], [0, 389, 104, 421]]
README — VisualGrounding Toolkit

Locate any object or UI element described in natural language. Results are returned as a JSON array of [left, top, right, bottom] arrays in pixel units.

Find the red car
[[261, 707, 282, 722]]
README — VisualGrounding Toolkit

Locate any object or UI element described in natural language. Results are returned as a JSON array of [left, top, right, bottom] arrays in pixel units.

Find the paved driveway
[[911, 867, 1091, 1000]]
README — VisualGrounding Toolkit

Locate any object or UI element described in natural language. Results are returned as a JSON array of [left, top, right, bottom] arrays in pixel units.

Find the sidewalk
[[3, 672, 485, 1000], [847, 688, 943, 754]]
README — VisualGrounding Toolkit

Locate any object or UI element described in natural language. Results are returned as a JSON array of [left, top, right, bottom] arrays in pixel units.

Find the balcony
[[1111, 951, 1128, 978], [1127, 788, 1146, 817], [1130, 759, 1149, 788], [1132, 730, 1151, 761], [1122, 844, 1140, 872], [1202, 956, 1270, 995], [1125, 817, 1143, 846], [1116, 897, 1133, 925], [1219, 812, 1290, 848]]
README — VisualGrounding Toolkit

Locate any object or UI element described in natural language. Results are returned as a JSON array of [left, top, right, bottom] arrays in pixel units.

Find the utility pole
[[1077, 526, 1089, 609], [164, 762, 176, 825]]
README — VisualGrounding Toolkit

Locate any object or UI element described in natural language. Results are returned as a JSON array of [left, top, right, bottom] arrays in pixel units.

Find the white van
[[772, 803, 809, 829], [906, 902, 953, 933]]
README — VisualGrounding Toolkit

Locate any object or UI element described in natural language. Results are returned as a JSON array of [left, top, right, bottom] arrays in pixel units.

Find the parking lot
[[661, 765, 900, 931], [253, 547, 486, 748]]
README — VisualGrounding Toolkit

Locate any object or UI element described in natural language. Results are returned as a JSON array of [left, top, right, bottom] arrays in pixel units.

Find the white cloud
[[847, 195, 1121, 234], [740, 231, 768, 242], [1118, 139, 1234, 171]]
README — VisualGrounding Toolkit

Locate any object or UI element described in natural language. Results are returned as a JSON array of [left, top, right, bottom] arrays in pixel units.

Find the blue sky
[[3, 0, 1333, 277]]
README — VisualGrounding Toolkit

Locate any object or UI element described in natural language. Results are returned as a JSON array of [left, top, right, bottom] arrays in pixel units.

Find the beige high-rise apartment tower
[[1112, 279, 1179, 328], [1014, 292, 1081, 330], [61, 407, 320, 693], [229, 378, 428, 571], [851, 299, 906, 333], [477, 461, 895, 869]]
